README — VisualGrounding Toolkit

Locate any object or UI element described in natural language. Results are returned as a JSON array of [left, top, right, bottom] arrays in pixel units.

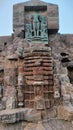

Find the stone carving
[[1, 0, 73, 129], [41, 16, 48, 40], [22, 46, 54, 109], [25, 24, 32, 41], [32, 14, 40, 37], [25, 14, 48, 42], [35, 97, 45, 110]]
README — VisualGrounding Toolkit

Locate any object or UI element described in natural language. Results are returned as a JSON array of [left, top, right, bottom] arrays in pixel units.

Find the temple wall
[[13, 1, 59, 34], [0, 1, 73, 129]]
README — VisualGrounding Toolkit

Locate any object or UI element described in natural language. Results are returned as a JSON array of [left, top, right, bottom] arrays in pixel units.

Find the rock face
[[0, 0, 73, 129]]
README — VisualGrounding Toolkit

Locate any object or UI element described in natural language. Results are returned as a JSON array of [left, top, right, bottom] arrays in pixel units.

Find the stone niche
[[25, 14, 48, 43]]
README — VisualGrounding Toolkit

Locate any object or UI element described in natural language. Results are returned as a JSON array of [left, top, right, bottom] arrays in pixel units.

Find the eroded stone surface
[[58, 105, 73, 121], [0, 0, 73, 129], [0, 108, 41, 123]]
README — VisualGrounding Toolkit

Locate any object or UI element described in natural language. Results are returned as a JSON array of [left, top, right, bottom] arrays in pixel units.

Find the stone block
[[24, 109, 41, 122], [47, 4, 58, 17], [6, 97, 16, 109], [58, 105, 73, 121], [63, 94, 70, 106], [48, 17, 59, 30], [18, 75, 24, 85], [0, 108, 41, 123]]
